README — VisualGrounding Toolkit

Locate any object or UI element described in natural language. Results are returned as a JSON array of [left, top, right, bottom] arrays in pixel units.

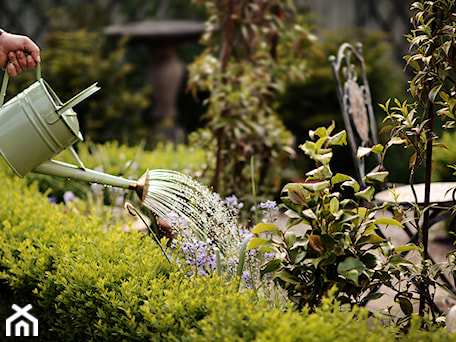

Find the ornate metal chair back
[[329, 42, 381, 188]]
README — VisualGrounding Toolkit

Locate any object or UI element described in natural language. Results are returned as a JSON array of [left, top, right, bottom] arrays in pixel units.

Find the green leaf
[[284, 231, 296, 246], [358, 233, 384, 245], [251, 222, 280, 235], [397, 296, 413, 316], [362, 292, 384, 303], [246, 237, 268, 250], [395, 243, 423, 253], [428, 84, 442, 103], [260, 259, 282, 277], [321, 234, 336, 251], [327, 130, 347, 146], [313, 152, 333, 165], [388, 255, 413, 266], [331, 173, 352, 185], [315, 136, 327, 151], [312, 126, 328, 139], [259, 246, 279, 253], [371, 144, 384, 154], [354, 186, 375, 201], [301, 180, 330, 192], [302, 209, 317, 221], [306, 165, 332, 179], [364, 171, 389, 183], [285, 183, 308, 206], [274, 269, 301, 285], [387, 137, 407, 148], [289, 249, 306, 263], [341, 179, 360, 192], [329, 197, 339, 214], [374, 218, 404, 228], [357, 146, 372, 159], [337, 257, 365, 285]]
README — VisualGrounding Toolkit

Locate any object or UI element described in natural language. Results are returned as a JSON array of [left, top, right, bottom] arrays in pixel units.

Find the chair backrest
[[329, 42, 381, 188]]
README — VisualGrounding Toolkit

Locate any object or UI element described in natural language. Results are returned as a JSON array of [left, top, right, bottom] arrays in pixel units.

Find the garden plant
[[2, 0, 456, 340], [247, 0, 456, 329]]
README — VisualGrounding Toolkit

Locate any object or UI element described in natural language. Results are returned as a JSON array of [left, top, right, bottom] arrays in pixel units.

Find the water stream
[[142, 169, 241, 255]]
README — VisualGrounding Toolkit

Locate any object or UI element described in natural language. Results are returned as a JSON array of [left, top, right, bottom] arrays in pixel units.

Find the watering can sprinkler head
[[132, 170, 150, 203]]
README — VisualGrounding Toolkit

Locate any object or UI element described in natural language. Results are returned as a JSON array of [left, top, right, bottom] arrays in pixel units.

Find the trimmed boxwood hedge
[[0, 160, 455, 341]]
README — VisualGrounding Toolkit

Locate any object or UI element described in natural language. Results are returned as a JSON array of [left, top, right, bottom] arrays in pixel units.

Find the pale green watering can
[[0, 63, 148, 200]]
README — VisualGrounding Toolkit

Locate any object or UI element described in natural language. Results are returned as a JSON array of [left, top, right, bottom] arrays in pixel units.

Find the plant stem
[[212, 0, 234, 193], [251, 156, 259, 224]]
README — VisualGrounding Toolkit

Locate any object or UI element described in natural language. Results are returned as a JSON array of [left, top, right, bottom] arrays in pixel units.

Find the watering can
[[0, 63, 148, 200]]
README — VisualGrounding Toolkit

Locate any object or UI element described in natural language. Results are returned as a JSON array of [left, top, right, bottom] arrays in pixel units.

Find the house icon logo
[[5, 304, 38, 337]]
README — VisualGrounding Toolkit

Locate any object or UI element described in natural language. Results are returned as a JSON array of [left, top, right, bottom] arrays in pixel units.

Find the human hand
[[0, 30, 41, 77]]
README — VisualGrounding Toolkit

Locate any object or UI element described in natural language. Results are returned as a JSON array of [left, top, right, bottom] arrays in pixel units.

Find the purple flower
[[242, 270, 253, 289], [223, 195, 244, 213], [63, 191, 78, 204], [90, 183, 104, 197], [259, 200, 278, 211]]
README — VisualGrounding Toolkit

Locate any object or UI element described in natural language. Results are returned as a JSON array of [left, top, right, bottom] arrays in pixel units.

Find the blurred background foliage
[[0, 0, 424, 200]]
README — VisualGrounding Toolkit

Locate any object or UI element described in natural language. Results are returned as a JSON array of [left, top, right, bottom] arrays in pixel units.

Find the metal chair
[[329, 42, 381, 189], [329, 42, 456, 225], [329, 42, 456, 307]]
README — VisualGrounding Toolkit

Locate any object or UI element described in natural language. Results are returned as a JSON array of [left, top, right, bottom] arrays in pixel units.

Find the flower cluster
[[169, 196, 279, 291], [253, 200, 280, 223], [175, 240, 218, 277]]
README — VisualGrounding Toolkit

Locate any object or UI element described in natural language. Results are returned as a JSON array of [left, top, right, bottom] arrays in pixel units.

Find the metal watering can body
[[0, 64, 146, 198]]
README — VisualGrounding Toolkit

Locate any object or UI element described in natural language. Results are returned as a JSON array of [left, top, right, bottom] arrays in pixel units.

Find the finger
[[7, 51, 22, 75], [15, 50, 28, 70], [8, 52, 23, 76], [8, 51, 17, 65], [22, 39, 40, 64], [30, 50, 40, 64], [7, 62, 18, 77], [26, 54, 36, 69]]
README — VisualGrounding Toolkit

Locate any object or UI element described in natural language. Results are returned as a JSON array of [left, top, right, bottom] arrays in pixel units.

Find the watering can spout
[[32, 160, 148, 202]]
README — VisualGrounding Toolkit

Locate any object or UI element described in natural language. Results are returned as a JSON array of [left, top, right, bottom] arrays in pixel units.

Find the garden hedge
[[0, 160, 455, 341]]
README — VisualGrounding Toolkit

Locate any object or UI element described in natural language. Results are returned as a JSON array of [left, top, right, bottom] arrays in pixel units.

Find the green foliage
[[44, 30, 151, 143], [246, 123, 409, 311], [187, 0, 312, 200], [276, 28, 410, 181], [405, 0, 456, 128], [375, 0, 456, 323], [0, 143, 454, 340], [432, 130, 456, 181]]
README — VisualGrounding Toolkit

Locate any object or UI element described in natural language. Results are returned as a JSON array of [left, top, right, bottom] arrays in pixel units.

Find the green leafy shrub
[[0, 146, 454, 340], [247, 123, 410, 311]]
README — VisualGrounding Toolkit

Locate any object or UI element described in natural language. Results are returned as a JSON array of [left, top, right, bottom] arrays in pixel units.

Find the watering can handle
[[0, 62, 41, 107]]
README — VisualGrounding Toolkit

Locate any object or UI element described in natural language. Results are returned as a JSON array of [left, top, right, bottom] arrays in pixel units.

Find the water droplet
[[142, 169, 240, 255]]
